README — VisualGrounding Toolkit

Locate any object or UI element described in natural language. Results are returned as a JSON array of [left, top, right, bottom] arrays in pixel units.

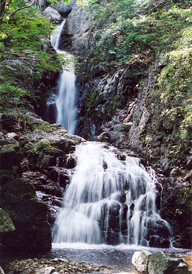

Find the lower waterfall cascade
[[53, 142, 172, 248], [48, 20, 172, 249]]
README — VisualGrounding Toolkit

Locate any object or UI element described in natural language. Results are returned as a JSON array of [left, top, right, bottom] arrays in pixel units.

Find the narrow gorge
[[48, 20, 172, 249]]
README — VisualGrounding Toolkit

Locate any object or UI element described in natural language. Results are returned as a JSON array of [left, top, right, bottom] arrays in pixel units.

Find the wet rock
[[48, 166, 70, 188], [66, 155, 76, 169], [97, 132, 111, 142], [148, 235, 170, 248], [20, 158, 30, 172], [106, 201, 121, 244], [145, 217, 171, 248], [160, 182, 192, 249], [23, 171, 63, 223]]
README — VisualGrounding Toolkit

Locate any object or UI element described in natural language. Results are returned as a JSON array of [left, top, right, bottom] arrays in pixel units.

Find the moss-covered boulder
[[0, 208, 15, 233], [0, 175, 51, 253]]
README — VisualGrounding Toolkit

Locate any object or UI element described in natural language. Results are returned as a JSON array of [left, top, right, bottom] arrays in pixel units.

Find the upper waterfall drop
[[49, 21, 77, 135], [53, 142, 172, 248]]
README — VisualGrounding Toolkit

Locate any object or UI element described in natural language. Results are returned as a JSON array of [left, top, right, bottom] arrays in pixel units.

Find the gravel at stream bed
[[2, 257, 113, 274]]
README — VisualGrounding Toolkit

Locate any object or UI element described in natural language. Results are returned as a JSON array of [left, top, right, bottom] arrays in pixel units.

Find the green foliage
[[77, 0, 88, 8], [26, 139, 60, 154], [175, 208, 182, 216], [0, 6, 62, 110], [88, 0, 192, 72], [1, 8, 54, 63], [0, 7, 61, 74], [157, 25, 192, 151], [0, 84, 29, 100], [85, 90, 99, 111]]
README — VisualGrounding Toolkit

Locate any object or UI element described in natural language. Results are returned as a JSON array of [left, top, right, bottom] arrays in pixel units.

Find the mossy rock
[[0, 208, 15, 233]]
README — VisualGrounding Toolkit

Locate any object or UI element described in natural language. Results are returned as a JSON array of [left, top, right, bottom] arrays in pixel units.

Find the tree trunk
[[0, 0, 6, 23]]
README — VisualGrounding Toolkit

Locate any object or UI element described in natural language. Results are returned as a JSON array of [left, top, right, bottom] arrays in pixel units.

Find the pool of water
[[1, 243, 191, 273], [47, 243, 192, 273]]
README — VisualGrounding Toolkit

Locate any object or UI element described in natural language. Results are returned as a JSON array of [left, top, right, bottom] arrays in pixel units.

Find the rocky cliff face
[[0, 113, 83, 254], [0, 12, 83, 253], [0, 104, 83, 254], [58, 3, 192, 248]]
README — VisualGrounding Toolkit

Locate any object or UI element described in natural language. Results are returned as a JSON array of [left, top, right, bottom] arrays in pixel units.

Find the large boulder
[[0, 267, 5, 274], [0, 108, 84, 254], [0, 176, 51, 253], [43, 7, 62, 23], [132, 251, 151, 273], [132, 251, 191, 274], [51, 0, 72, 17], [59, 4, 91, 54]]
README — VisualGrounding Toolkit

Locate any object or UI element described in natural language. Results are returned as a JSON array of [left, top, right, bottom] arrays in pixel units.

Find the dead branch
[[0, 85, 20, 101]]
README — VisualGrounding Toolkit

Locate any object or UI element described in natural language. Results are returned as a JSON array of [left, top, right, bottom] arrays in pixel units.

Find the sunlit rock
[[43, 7, 62, 23], [132, 251, 191, 274]]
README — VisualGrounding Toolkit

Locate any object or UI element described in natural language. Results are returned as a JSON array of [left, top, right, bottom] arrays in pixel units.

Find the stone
[[0, 177, 52, 252], [20, 158, 30, 172], [148, 252, 191, 274], [35, 0, 47, 11], [97, 132, 111, 142], [0, 208, 15, 233], [42, 7, 62, 23], [132, 250, 152, 273], [132, 251, 191, 274], [59, 5, 91, 53], [5, 132, 17, 139], [0, 266, 5, 274], [36, 266, 56, 274], [51, 0, 71, 17]]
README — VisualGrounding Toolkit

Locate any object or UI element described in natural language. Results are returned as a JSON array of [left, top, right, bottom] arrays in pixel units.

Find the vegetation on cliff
[[0, 1, 63, 254], [0, 1, 67, 116], [72, 0, 192, 248], [81, 0, 192, 170], [89, 0, 191, 69]]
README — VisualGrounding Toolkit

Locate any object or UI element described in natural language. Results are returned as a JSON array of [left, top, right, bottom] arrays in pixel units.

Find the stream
[[50, 244, 192, 273]]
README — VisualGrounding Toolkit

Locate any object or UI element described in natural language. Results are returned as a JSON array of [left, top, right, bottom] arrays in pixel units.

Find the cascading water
[[53, 142, 172, 248], [47, 21, 77, 135]]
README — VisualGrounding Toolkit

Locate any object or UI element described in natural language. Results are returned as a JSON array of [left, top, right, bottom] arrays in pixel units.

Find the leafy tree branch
[[0, 0, 35, 21]]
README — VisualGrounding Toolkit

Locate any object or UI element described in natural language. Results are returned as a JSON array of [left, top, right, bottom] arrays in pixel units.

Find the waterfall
[[48, 21, 77, 135], [53, 142, 172, 248]]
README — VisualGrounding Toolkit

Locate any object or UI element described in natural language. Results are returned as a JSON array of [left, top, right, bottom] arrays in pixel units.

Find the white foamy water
[[49, 21, 77, 135], [53, 142, 171, 247]]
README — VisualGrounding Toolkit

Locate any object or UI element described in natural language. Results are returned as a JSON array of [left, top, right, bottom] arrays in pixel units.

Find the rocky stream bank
[[1, 257, 111, 274]]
